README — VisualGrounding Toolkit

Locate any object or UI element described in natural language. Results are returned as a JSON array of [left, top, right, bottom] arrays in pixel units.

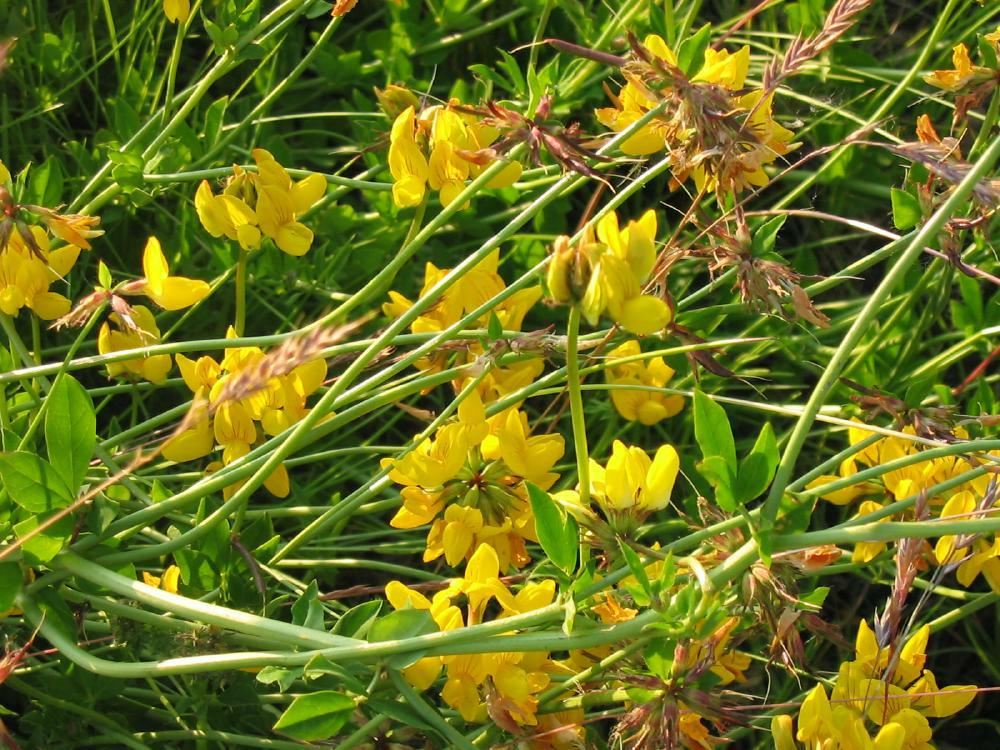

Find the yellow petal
[[149, 276, 211, 311], [274, 222, 313, 256], [616, 294, 671, 335], [142, 236, 170, 296], [163, 0, 191, 23], [290, 173, 326, 214], [28, 292, 71, 320], [264, 463, 290, 498]]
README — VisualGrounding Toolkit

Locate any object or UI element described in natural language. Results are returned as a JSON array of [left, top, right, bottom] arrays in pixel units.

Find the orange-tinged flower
[[41, 211, 104, 250], [923, 43, 991, 91]]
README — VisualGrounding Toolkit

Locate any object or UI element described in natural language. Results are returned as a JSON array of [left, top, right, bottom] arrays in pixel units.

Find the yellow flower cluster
[[596, 35, 798, 195], [388, 100, 522, 208], [195, 148, 326, 256], [0, 226, 79, 320], [773, 620, 976, 750], [384, 392, 563, 569], [809, 422, 999, 571], [386, 543, 568, 733], [547, 209, 671, 335], [383, 250, 543, 402], [604, 340, 684, 425], [161, 329, 327, 498]]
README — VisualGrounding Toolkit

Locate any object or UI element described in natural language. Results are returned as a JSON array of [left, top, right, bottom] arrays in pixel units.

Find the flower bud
[[545, 235, 595, 304], [375, 85, 421, 121]]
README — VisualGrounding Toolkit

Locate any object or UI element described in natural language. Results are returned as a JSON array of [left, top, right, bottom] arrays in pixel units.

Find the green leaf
[[24, 156, 64, 207], [693, 390, 736, 473], [45, 375, 96, 493], [302, 654, 368, 693], [291, 580, 325, 630], [750, 215, 787, 257], [256, 666, 304, 692], [497, 49, 528, 96], [333, 599, 382, 638], [0, 452, 74, 512], [890, 187, 922, 230], [202, 96, 229, 151], [272, 691, 355, 742], [526, 482, 578, 574], [366, 697, 434, 731], [677, 23, 711, 77], [487, 312, 503, 341], [15, 512, 74, 564], [616, 539, 652, 604], [368, 609, 439, 669], [733, 423, 779, 503], [696, 455, 736, 511], [979, 34, 999, 69], [97, 261, 113, 290], [0, 563, 22, 612], [801, 586, 830, 608]]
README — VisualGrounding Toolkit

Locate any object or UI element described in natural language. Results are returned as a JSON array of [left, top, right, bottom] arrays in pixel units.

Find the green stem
[[234, 247, 248, 337], [389, 671, 476, 750], [761, 132, 1000, 531], [566, 305, 590, 506]]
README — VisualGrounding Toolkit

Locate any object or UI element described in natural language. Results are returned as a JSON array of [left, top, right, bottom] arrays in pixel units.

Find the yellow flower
[[605, 340, 684, 425], [387, 100, 522, 209], [140, 236, 211, 311], [548, 209, 671, 335], [771, 715, 797, 750], [850, 500, 888, 563], [923, 43, 991, 91], [194, 150, 324, 255], [0, 159, 10, 185], [163, 0, 191, 23], [97, 305, 172, 383], [481, 408, 564, 489], [387, 402, 562, 567], [589, 439, 680, 516], [595, 36, 750, 157], [42, 211, 104, 250], [162, 336, 320, 499], [251, 148, 326, 256], [142, 564, 181, 594], [425, 505, 484, 566], [0, 227, 78, 320], [195, 181, 261, 250], [383, 250, 542, 401], [388, 106, 429, 208]]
